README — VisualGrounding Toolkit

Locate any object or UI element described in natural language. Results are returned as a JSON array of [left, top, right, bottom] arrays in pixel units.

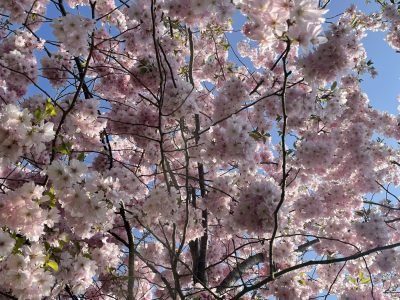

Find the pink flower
[[0, 231, 15, 257]]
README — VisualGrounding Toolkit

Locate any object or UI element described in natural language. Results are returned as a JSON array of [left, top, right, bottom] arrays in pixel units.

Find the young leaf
[[44, 187, 57, 208], [34, 107, 43, 121], [45, 99, 57, 117], [46, 260, 59, 272], [348, 276, 357, 285], [297, 279, 306, 286], [55, 142, 72, 155], [77, 152, 85, 161], [360, 277, 371, 284]]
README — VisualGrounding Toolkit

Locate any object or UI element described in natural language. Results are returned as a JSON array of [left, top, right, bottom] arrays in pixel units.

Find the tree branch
[[120, 204, 135, 300], [269, 39, 291, 278], [231, 241, 400, 299], [216, 253, 265, 294]]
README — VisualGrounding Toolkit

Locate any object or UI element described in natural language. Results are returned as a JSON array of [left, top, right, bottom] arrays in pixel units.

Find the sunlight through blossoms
[[0, 0, 400, 299]]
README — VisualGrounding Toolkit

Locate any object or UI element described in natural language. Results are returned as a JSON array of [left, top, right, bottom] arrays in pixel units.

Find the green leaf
[[44, 241, 51, 252], [327, 253, 336, 260], [77, 152, 85, 161], [351, 17, 360, 28], [44, 187, 57, 208], [355, 210, 364, 217], [46, 260, 59, 272], [207, 54, 216, 63], [359, 271, 365, 279], [360, 277, 371, 284], [297, 279, 306, 286], [249, 129, 269, 143], [45, 99, 57, 117], [221, 42, 230, 51], [33, 107, 43, 122], [348, 276, 357, 285], [331, 81, 337, 90], [55, 142, 72, 155], [357, 271, 371, 284], [58, 234, 69, 247], [12, 234, 26, 254]]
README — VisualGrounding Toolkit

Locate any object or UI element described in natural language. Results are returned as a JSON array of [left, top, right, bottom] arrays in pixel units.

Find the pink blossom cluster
[[161, 0, 234, 26], [212, 78, 247, 120], [237, 0, 327, 48], [137, 184, 204, 242], [47, 159, 122, 239], [0, 32, 42, 103], [59, 98, 107, 149], [298, 14, 366, 84], [0, 0, 48, 26], [0, 231, 15, 257], [0, 0, 400, 299], [51, 14, 96, 57], [41, 51, 72, 87], [232, 179, 280, 233], [201, 174, 238, 220], [296, 132, 337, 172], [105, 100, 160, 152], [67, 0, 126, 29], [140, 184, 179, 224], [354, 213, 391, 248], [0, 182, 58, 241], [267, 272, 317, 299], [201, 115, 258, 163], [161, 78, 198, 119], [0, 249, 55, 299], [58, 252, 98, 294], [383, 4, 400, 51], [0, 104, 54, 163]]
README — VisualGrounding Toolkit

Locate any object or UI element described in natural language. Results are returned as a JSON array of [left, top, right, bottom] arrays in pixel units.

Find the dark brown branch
[[296, 238, 320, 252], [216, 253, 265, 294], [249, 79, 264, 95], [190, 114, 208, 286], [187, 28, 195, 87], [269, 39, 291, 278], [120, 204, 135, 300], [65, 285, 79, 300], [323, 262, 347, 300], [109, 230, 177, 299], [0, 290, 17, 300], [231, 241, 400, 299], [158, 41, 177, 88]]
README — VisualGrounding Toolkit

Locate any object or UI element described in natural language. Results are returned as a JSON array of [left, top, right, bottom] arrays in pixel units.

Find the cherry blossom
[[0, 0, 400, 299], [0, 231, 15, 257]]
